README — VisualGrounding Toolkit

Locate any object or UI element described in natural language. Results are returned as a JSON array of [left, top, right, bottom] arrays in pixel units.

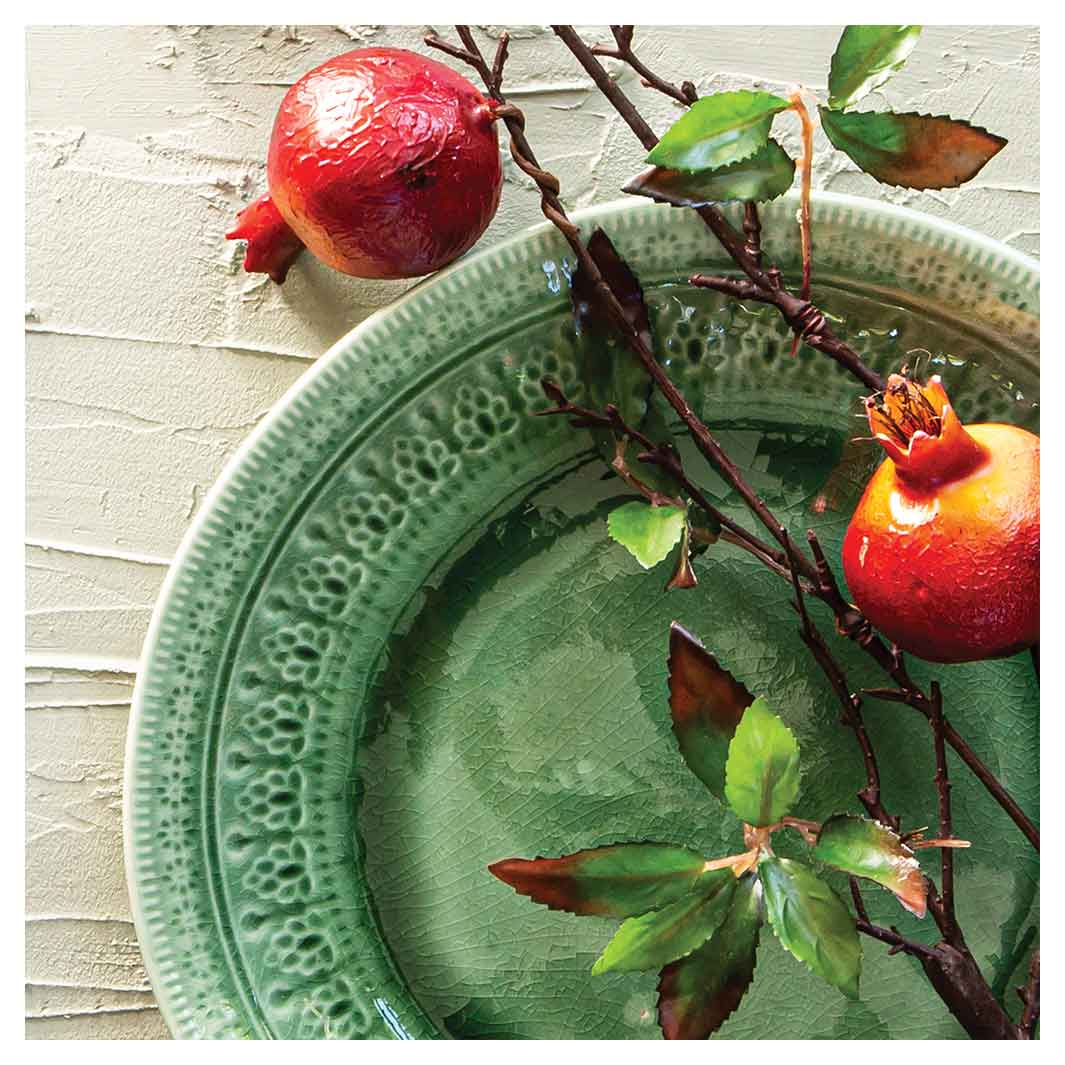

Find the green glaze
[[126, 194, 1039, 1039]]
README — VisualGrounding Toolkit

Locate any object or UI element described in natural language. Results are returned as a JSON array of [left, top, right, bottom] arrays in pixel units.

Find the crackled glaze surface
[[126, 194, 1038, 1039]]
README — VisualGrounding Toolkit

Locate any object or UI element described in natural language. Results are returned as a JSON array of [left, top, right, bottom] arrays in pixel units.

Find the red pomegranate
[[842, 373, 1039, 664], [227, 47, 503, 283]]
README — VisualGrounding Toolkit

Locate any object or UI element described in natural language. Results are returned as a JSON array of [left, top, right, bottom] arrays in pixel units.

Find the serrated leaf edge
[[655, 920, 762, 1039], [607, 502, 687, 570], [591, 871, 736, 975], [814, 815, 927, 918], [655, 877, 764, 1039], [648, 92, 791, 174], [624, 140, 795, 208], [488, 841, 706, 918], [723, 698, 801, 827]]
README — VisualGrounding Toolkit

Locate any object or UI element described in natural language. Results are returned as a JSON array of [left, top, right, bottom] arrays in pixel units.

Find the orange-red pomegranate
[[227, 48, 502, 283], [842, 373, 1039, 664]]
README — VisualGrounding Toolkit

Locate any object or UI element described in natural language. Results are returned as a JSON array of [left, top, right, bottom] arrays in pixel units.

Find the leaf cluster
[[622, 25, 1005, 208], [490, 624, 931, 1038]]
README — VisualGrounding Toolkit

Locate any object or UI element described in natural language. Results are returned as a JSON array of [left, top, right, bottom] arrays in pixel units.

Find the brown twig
[[430, 28, 803, 558], [589, 25, 699, 106], [742, 203, 762, 269], [535, 381, 801, 583], [1017, 950, 1040, 1039], [929, 682, 959, 944], [850, 878, 936, 959]]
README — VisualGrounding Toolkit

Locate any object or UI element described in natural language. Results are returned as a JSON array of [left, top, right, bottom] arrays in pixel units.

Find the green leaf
[[820, 108, 1006, 190], [723, 697, 800, 826], [828, 26, 922, 110], [648, 91, 791, 172], [760, 857, 861, 998], [657, 872, 762, 1040], [813, 814, 927, 918], [667, 623, 753, 799], [488, 843, 709, 918], [592, 868, 736, 975], [625, 140, 795, 208], [608, 502, 687, 569]]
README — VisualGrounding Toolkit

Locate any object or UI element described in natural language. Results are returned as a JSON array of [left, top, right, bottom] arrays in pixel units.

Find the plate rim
[[123, 191, 1039, 1038]]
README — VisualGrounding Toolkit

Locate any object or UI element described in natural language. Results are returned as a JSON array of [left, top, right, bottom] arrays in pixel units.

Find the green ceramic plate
[[125, 193, 1039, 1040]]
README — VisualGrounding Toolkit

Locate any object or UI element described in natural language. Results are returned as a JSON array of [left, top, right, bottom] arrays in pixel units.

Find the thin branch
[[1017, 950, 1040, 1039], [930, 682, 960, 945], [850, 878, 937, 960], [535, 380, 803, 583], [543, 27, 1039, 855], [789, 92, 815, 301], [742, 203, 763, 269], [431, 28, 810, 563], [589, 25, 698, 105]]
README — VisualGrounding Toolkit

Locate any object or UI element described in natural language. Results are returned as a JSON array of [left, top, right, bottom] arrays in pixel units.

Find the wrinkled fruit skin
[[236, 47, 502, 282], [842, 375, 1039, 664]]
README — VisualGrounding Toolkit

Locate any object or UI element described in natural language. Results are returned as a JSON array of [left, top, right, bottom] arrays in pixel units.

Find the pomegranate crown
[[865, 373, 987, 488]]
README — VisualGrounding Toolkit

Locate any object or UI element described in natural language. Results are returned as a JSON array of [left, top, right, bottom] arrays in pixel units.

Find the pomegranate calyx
[[866, 373, 987, 490], [226, 193, 305, 285]]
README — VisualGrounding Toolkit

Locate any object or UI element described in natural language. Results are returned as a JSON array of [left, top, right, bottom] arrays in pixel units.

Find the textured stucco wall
[[25, 24, 1039, 1038]]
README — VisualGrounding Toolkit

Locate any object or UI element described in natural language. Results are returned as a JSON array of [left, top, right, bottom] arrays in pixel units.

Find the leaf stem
[[789, 91, 815, 302]]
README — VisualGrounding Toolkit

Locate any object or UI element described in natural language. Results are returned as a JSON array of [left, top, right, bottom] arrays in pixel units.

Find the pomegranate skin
[[842, 378, 1039, 664], [265, 48, 502, 280]]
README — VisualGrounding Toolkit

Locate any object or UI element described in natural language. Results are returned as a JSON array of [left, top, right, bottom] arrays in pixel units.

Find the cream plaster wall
[[25, 24, 1039, 1038]]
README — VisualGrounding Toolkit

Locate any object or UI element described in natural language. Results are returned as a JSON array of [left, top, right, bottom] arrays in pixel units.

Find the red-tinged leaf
[[572, 227, 653, 353], [668, 623, 753, 798], [819, 108, 1006, 190], [658, 872, 762, 1039], [813, 814, 927, 918], [592, 868, 736, 974], [488, 843, 708, 918], [571, 228, 675, 493], [624, 140, 795, 208]]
